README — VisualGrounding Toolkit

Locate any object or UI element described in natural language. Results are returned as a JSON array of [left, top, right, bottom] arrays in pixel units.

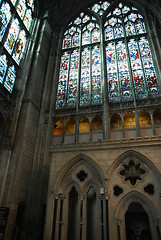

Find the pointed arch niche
[[106, 150, 161, 240], [46, 154, 107, 240]]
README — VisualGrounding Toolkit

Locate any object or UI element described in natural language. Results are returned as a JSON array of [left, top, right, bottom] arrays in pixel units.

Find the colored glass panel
[[122, 5, 130, 14], [82, 30, 90, 45], [0, 2, 11, 41], [69, 26, 76, 35], [92, 28, 100, 43], [113, 7, 121, 15], [106, 43, 119, 101], [80, 48, 90, 106], [128, 13, 137, 22], [56, 52, 70, 109], [87, 22, 95, 31], [139, 37, 159, 96], [23, 9, 32, 30], [72, 32, 80, 47], [63, 34, 71, 49], [17, 0, 26, 19], [0, 55, 7, 83], [74, 17, 81, 25], [125, 21, 135, 36], [91, 46, 102, 104], [128, 39, 147, 99], [67, 50, 79, 107], [105, 24, 113, 40], [116, 41, 132, 100], [13, 30, 26, 64], [109, 17, 117, 26], [4, 65, 16, 92], [4, 18, 20, 54], [82, 15, 90, 23], [135, 20, 146, 34], [114, 23, 124, 38], [92, 4, 100, 13]]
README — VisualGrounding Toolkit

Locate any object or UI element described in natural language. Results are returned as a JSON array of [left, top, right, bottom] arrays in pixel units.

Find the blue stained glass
[[0, 55, 7, 83], [4, 65, 16, 92], [80, 48, 90, 106], [92, 46, 102, 104], [92, 28, 100, 43], [63, 34, 71, 49], [105, 25, 113, 40], [4, 18, 20, 54], [116, 41, 132, 100], [139, 37, 159, 96], [82, 15, 90, 23], [56, 52, 70, 109], [13, 30, 26, 64], [114, 23, 124, 38], [67, 50, 79, 107], [125, 21, 135, 36], [72, 32, 80, 47], [23, 9, 32, 31], [128, 39, 147, 99], [87, 22, 95, 31], [0, 2, 11, 41], [106, 43, 119, 101], [135, 20, 146, 34], [128, 13, 137, 22], [113, 7, 121, 15], [74, 17, 81, 25], [17, 0, 26, 20], [122, 5, 130, 14], [82, 30, 90, 45]]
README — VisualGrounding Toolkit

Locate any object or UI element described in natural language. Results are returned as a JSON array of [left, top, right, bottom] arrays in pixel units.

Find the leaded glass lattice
[[0, 2, 11, 41], [0, 0, 34, 93], [56, 1, 160, 110], [4, 18, 20, 54], [4, 65, 16, 92], [0, 55, 7, 83]]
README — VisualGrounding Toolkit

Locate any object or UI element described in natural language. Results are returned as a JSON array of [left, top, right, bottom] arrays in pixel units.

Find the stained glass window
[[80, 47, 90, 106], [91, 46, 102, 104], [23, 9, 32, 31], [0, 2, 11, 41], [17, 0, 26, 19], [0, 55, 8, 83], [13, 30, 26, 64], [56, 52, 69, 109], [104, 2, 160, 102], [4, 65, 16, 92], [67, 50, 79, 107], [56, 1, 160, 110], [0, 0, 34, 93], [4, 18, 20, 54]]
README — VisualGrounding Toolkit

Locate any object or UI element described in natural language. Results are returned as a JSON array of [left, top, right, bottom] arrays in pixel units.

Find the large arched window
[[56, 1, 160, 110], [0, 0, 34, 93]]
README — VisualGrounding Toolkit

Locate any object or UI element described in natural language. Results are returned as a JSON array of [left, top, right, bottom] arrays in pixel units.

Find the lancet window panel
[[0, 0, 34, 93]]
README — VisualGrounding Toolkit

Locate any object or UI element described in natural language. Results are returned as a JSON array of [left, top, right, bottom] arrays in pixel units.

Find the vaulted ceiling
[[37, 0, 161, 31]]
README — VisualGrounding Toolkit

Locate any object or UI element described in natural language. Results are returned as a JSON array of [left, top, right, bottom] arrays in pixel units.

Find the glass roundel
[[56, 1, 160, 109], [0, 0, 34, 93]]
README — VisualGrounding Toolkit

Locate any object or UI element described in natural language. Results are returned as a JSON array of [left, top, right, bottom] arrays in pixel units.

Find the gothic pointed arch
[[51, 154, 107, 240], [106, 150, 161, 240], [52, 153, 106, 194]]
